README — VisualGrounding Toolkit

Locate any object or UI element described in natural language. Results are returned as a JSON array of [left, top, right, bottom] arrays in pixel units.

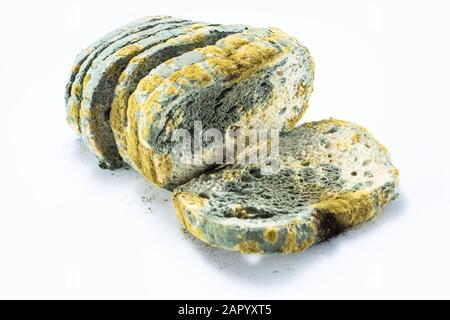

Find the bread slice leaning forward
[[172, 119, 400, 254], [125, 27, 314, 189]]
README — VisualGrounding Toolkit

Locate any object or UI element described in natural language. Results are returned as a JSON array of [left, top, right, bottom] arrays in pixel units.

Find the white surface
[[0, 0, 449, 299]]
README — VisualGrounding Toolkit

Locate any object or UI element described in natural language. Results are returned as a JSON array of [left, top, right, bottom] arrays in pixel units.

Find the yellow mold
[[126, 90, 173, 187], [71, 64, 80, 73], [118, 71, 128, 84], [352, 133, 362, 144], [235, 241, 263, 254], [70, 82, 81, 96], [138, 73, 165, 93], [82, 73, 91, 90], [67, 100, 81, 134], [166, 85, 178, 95], [116, 44, 143, 57], [263, 227, 279, 244], [169, 64, 212, 86], [313, 190, 375, 226], [281, 224, 298, 253], [173, 192, 208, 240]]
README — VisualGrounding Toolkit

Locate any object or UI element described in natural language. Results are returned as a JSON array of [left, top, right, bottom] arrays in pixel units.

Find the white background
[[0, 0, 449, 299]]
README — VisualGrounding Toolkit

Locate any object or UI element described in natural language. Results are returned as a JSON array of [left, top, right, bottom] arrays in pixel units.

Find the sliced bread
[[172, 119, 399, 254]]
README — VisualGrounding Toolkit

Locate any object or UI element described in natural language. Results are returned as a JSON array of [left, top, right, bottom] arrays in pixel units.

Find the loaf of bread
[[65, 16, 399, 255], [173, 119, 399, 254], [66, 16, 314, 182]]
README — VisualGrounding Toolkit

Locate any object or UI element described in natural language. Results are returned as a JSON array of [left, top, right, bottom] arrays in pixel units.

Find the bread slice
[[78, 20, 202, 169], [172, 119, 399, 254], [125, 27, 314, 189], [110, 24, 247, 166], [65, 15, 171, 133]]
